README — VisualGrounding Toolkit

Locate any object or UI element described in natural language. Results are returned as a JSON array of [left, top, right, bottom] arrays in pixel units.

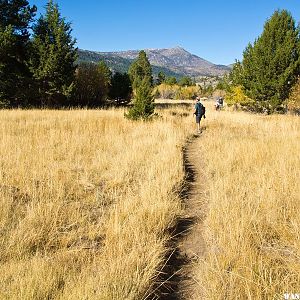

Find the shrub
[[74, 62, 110, 107], [226, 85, 254, 109], [175, 86, 200, 100], [154, 83, 179, 99], [287, 78, 300, 114], [155, 84, 200, 100]]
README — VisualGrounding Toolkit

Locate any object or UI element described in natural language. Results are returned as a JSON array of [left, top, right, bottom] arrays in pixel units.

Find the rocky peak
[[78, 47, 231, 77]]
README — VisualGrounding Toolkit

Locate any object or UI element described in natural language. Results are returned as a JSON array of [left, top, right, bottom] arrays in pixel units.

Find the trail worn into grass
[[159, 132, 208, 299], [178, 133, 208, 299]]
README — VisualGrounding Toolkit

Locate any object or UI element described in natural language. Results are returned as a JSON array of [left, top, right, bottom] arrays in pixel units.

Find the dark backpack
[[196, 102, 205, 116]]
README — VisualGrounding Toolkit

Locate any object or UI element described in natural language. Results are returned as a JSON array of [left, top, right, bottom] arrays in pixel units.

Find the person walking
[[215, 96, 224, 111], [194, 97, 206, 133]]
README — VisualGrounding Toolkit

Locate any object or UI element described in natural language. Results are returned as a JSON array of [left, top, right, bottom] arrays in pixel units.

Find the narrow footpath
[[159, 133, 208, 300], [178, 133, 208, 299]]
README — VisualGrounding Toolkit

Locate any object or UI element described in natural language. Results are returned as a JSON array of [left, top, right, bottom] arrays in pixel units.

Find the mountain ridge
[[77, 47, 231, 78]]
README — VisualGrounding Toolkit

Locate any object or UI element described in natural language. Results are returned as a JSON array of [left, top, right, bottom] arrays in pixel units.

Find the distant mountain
[[78, 49, 183, 79], [77, 47, 231, 78]]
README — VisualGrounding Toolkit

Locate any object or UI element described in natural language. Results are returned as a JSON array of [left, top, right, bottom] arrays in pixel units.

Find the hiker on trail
[[215, 96, 224, 111], [194, 97, 206, 133]]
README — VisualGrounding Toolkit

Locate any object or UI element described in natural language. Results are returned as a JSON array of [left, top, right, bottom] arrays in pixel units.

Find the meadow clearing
[[0, 107, 193, 299], [195, 105, 300, 299], [0, 103, 299, 299]]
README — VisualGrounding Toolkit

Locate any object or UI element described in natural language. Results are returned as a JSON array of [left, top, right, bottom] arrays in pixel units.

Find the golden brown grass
[[195, 106, 300, 299], [0, 108, 193, 299], [1, 103, 299, 299]]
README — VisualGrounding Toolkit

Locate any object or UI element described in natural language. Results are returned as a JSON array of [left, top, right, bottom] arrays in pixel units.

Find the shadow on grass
[[154, 103, 192, 110]]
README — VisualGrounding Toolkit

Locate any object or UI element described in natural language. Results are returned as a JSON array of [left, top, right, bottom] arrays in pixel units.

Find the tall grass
[[196, 108, 300, 299], [0, 108, 192, 299], [1, 104, 299, 299]]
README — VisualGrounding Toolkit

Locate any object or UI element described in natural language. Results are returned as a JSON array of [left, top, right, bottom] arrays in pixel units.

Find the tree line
[[4, 3, 298, 115], [218, 9, 300, 114], [0, 0, 134, 108], [0, 0, 194, 116]]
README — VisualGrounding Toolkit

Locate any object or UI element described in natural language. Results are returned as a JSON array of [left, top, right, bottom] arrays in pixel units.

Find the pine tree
[[126, 50, 155, 120], [0, 0, 36, 107], [239, 10, 300, 112], [156, 71, 166, 85], [0, 25, 15, 107], [30, 0, 77, 107], [229, 60, 243, 87], [179, 76, 194, 86], [109, 72, 132, 103], [128, 50, 153, 91], [125, 78, 154, 120], [165, 76, 177, 85]]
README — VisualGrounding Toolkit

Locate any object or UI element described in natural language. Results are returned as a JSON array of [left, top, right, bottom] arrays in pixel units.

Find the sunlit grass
[[0, 108, 192, 299], [195, 108, 300, 299], [0, 103, 299, 299]]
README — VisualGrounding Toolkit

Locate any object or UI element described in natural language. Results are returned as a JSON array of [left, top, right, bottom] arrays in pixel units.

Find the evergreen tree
[[98, 61, 112, 81], [165, 76, 177, 85], [156, 71, 166, 85], [30, 0, 77, 107], [179, 76, 194, 86], [125, 78, 154, 120], [0, 0, 36, 107], [0, 25, 15, 107], [128, 50, 153, 91], [126, 51, 155, 120], [109, 72, 132, 103], [229, 60, 243, 87], [215, 73, 231, 91], [239, 10, 300, 112]]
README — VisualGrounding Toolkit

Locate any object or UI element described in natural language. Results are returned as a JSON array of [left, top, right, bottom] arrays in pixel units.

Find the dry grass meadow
[[195, 105, 300, 299], [0, 108, 192, 299], [0, 102, 299, 299]]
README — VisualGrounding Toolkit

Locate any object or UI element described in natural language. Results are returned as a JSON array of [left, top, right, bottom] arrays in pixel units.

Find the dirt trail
[[159, 133, 208, 300], [178, 132, 208, 300], [157, 134, 208, 300], [177, 133, 208, 299]]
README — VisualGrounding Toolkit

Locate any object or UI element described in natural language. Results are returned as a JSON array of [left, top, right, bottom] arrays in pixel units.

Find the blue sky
[[28, 0, 300, 65]]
